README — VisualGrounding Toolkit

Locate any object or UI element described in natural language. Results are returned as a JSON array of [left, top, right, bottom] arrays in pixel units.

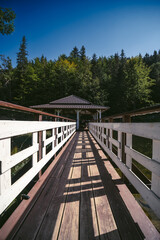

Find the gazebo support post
[[56, 110, 61, 121], [76, 110, 80, 130], [97, 110, 102, 122]]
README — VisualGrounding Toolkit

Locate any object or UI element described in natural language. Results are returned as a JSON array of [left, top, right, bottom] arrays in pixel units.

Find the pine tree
[[80, 45, 86, 61], [12, 36, 28, 104], [0, 55, 13, 101], [17, 36, 28, 71], [70, 46, 79, 59], [91, 53, 98, 79]]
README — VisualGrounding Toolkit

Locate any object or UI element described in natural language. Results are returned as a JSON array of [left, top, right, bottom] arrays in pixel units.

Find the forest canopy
[[0, 36, 160, 115]]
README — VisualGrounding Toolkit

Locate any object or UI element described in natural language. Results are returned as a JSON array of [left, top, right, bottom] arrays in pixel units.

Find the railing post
[[38, 114, 43, 178], [42, 130, 46, 157], [109, 128, 113, 152], [32, 132, 38, 166], [121, 115, 131, 182], [126, 133, 132, 169], [0, 138, 11, 195], [118, 131, 122, 160], [151, 139, 160, 198]]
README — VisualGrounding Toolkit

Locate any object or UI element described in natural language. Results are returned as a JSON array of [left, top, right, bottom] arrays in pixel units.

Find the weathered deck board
[[88, 132, 144, 240], [1, 131, 159, 240], [80, 132, 99, 240]]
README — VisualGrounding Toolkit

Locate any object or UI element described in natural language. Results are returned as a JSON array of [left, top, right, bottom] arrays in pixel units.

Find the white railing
[[0, 120, 76, 214], [89, 122, 160, 219]]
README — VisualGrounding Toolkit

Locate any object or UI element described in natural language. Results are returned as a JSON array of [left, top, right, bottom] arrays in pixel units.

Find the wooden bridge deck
[[1, 131, 159, 240]]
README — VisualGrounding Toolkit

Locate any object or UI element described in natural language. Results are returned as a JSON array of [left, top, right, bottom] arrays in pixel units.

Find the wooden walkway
[[1, 131, 160, 240]]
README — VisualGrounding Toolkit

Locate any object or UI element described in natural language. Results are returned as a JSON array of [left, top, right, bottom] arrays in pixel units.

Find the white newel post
[[0, 138, 11, 195], [32, 132, 38, 166], [109, 128, 112, 151], [42, 130, 46, 157], [118, 131, 122, 160], [151, 139, 160, 198], [126, 133, 132, 169]]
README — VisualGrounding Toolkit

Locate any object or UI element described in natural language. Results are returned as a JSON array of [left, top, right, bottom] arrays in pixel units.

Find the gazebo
[[31, 95, 109, 129]]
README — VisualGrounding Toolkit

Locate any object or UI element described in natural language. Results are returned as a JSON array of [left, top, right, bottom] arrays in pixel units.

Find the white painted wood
[[0, 170, 11, 195], [126, 133, 132, 169], [2, 145, 39, 173], [125, 146, 160, 176], [42, 130, 46, 158], [151, 140, 160, 198], [0, 138, 11, 173], [89, 122, 160, 140], [0, 121, 76, 139], [44, 135, 55, 147], [0, 138, 11, 195], [0, 120, 76, 214], [109, 129, 112, 151], [109, 137, 120, 148], [89, 123, 160, 219], [32, 132, 38, 166], [118, 131, 122, 160]]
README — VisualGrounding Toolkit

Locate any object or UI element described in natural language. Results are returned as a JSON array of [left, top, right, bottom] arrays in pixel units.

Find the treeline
[[0, 36, 160, 114]]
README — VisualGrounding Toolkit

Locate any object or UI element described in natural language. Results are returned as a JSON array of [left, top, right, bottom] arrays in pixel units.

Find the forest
[[0, 36, 160, 115]]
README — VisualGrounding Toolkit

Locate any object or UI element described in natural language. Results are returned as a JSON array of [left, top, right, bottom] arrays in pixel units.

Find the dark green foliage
[[0, 7, 16, 35], [1, 36, 160, 113], [0, 55, 13, 101], [80, 45, 86, 61]]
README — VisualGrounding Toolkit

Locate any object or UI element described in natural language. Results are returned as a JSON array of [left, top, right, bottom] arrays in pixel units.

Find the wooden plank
[[0, 133, 77, 240], [58, 143, 81, 240], [35, 133, 79, 240], [88, 132, 144, 240], [89, 159, 120, 240], [103, 158, 160, 240], [80, 133, 99, 240]]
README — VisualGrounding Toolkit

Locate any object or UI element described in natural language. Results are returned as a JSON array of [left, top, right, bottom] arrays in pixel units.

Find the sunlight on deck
[[50, 131, 118, 240]]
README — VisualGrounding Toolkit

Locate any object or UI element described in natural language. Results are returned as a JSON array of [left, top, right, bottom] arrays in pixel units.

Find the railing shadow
[[87, 131, 145, 240], [8, 131, 145, 240]]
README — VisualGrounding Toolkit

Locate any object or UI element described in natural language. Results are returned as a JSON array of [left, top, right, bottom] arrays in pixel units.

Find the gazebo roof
[[31, 95, 109, 112], [50, 95, 90, 105]]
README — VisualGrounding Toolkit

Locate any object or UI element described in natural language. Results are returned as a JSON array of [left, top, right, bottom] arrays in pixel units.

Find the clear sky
[[1, 0, 160, 67]]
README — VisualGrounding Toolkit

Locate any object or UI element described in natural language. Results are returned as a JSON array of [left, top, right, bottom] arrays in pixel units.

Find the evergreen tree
[[0, 55, 13, 101], [80, 45, 86, 61], [70, 46, 79, 59], [91, 53, 99, 79], [150, 62, 160, 103], [17, 36, 28, 70], [12, 36, 28, 104]]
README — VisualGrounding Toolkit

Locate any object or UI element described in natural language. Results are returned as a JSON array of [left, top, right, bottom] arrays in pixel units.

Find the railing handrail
[[103, 104, 160, 121], [0, 101, 75, 122], [89, 122, 160, 219], [0, 120, 76, 214]]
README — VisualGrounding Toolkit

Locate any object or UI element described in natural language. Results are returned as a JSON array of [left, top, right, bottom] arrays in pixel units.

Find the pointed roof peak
[[50, 95, 91, 105]]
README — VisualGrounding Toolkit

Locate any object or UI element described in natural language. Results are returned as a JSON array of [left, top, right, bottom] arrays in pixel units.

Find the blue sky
[[1, 0, 160, 67]]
